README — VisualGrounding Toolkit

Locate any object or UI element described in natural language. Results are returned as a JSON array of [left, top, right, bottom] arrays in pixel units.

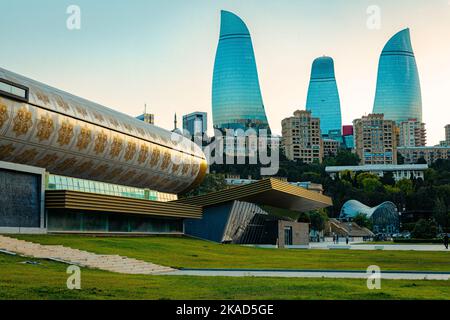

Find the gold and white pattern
[[0, 67, 207, 194]]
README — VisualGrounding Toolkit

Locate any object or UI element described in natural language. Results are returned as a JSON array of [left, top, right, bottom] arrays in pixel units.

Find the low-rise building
[[225, 178, 324, 194], [325, 164, 428, 181], [182, 111, 208, 137], [446, 124, 450, 143], [136, 113, 155, 125], [398, 146, 450, 164], [325, 219, 375, 242], [339, 200, 399, 234], [398, 118, 426, 147], [181, 179, 332, 246], [443, 124, 450, 146], [342, 125, 355, 150], [323, 139, 340, 157]]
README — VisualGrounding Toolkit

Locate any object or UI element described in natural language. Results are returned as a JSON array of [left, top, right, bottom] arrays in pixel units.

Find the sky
[[0, 0, 449, 145]]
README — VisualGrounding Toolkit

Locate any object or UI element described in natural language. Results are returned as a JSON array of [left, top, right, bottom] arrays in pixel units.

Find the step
[[0, 235, 174, 275]]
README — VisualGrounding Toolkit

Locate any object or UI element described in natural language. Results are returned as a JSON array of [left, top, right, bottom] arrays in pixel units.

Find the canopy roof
[[176, 178, 332, 212], [46, 190, 202, 219]]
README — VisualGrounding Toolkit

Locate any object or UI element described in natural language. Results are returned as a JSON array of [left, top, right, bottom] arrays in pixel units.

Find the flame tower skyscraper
[[212, 10, 270, 133], [373, 28, 422, 123], [306, 56, 342, 137]]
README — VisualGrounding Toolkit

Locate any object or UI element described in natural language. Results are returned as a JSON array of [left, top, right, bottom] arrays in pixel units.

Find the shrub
[[411, 219, 437, 239]]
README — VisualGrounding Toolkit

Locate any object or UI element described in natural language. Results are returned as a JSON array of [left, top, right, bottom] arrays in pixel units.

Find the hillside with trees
[[191, 150, 450, 234]]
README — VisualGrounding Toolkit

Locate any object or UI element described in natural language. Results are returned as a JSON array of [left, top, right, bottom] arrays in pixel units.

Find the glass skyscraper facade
[[373, 28, 422, 123], [183, 112, 207, 136], [306, 56, 342, 136], [212, 10, 270, 133]]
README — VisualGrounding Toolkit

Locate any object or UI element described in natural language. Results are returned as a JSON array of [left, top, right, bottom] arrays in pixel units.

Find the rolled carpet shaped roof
[[0, 67, 207, 194]]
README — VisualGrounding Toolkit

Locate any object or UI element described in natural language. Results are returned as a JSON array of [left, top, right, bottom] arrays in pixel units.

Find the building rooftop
[[325, 164, 428, 173], [176, 178, 332, 212], [328, 219, 375, 238], [398, 146, 450, 150]]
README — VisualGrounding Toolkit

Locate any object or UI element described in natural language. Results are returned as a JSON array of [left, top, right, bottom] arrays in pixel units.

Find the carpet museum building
[[0, 67, 332, 245]]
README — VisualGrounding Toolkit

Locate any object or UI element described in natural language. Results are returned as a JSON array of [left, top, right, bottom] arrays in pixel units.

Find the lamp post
[[348, 218, 352, 244]]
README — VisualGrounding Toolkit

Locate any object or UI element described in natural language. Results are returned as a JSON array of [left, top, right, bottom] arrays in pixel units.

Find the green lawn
[[1, 253, 449, 300], [12, 235, 450, 272]]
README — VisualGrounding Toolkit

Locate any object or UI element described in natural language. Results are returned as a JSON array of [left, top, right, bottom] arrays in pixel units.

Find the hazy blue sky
[[1, 0, 449, 144]]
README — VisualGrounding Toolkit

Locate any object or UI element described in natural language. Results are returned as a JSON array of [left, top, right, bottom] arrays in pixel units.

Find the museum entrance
[[284, 226, 293, 246]]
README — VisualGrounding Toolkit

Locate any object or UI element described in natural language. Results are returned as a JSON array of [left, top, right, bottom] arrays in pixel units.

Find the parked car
[[401, 231, 411, 239], [374, 233, 388, 241], [393, 231, 411, 240]]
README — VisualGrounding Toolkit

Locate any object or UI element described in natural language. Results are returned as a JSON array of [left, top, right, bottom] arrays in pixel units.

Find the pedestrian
[[444, 233, 449, 250], [336, 234, 339, 244], [333, 234, 336, 244], [346, 236, 349, 245]]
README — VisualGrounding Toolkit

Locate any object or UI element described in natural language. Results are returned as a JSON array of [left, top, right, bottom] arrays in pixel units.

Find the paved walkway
[[164, 269, 450, 280], [0, 235, 173, 275], [309, 242, 449, 251]]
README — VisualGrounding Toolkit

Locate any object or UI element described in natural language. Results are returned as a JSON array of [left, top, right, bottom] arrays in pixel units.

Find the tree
[[433, 197, 449, 232], [309, 210, 328, 232], [396, 179, 414, 196], [353, 213, 373, 230], [416, 157, 427, 164], [297, 212, 311, 223], [424, 168, 438, 186], [397, 152, 405, 165], [356, 172, 379, 187], [301, 171, 322, 183], [411, 219, 437, 239], [181, 174, 227, 198], [334, 150, 360, 166], [339, 170, 353, 183], [362, 177, 383, 193], [380, 172, 395, 186], [384, 185, 402, 208]]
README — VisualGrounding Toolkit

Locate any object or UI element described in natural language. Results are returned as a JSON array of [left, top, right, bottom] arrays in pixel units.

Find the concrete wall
[[278, 221, 309, 248], [0, 161, 46, 234]]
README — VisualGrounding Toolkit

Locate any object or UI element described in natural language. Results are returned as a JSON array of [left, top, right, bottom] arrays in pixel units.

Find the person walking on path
[[444, 233, 449, 250]]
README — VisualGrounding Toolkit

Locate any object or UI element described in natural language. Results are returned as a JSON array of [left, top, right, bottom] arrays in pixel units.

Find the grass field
[[1, 253, 449, 300], [13, 235, 450, 272]]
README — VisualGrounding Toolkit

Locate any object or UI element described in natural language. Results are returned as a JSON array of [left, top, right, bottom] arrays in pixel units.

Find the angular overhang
[[45, 190, 202, 219], [175, 178, 333, 212]]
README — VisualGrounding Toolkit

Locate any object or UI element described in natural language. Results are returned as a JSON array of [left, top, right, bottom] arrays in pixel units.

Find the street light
[[348, 219, 352, 244]]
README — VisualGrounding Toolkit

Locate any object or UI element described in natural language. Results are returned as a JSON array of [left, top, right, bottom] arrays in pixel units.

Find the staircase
[[0, 235, 174, 275]]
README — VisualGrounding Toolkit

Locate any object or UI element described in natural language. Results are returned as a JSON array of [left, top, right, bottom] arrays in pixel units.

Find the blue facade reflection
[[306, 56, 342, 136], [340, 200, 400, 234], [212, 11, 270, 133], [373, 29, 422, 123]]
